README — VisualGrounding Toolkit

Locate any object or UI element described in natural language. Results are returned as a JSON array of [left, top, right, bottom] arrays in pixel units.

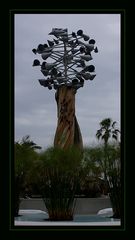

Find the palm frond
[[112, 134, 118, 141], [112, 121, 117, 128]]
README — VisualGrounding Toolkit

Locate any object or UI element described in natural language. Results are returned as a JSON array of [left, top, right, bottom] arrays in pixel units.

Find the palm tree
[[14, 135, 41, 216], [96, 118, 120, 145], [96, 118, 121, 218], [96, 118, 120, 181], [20, 135, 42, 150]]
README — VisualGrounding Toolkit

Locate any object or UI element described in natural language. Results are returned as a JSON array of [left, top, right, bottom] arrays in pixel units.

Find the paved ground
[[15, 220, 120, 226], [15, 209, 121, 226], [20, 197, 111, 214]]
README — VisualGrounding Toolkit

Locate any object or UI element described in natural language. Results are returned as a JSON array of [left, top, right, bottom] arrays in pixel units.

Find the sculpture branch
[[32, 28, 98, 150]]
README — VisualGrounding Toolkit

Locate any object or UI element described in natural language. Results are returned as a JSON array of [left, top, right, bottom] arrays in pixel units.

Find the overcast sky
[[15, 13, 120, 150]]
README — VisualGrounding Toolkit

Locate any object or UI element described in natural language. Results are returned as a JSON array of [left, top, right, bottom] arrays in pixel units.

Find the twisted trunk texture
[[54, 86, 83, 150]]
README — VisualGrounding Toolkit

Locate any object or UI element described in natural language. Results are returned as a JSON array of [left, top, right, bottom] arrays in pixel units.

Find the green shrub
[[37, 147, 82, 220]]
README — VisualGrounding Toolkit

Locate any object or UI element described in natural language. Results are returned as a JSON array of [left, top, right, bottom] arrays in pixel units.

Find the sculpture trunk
[[54, 86, 83, 150]]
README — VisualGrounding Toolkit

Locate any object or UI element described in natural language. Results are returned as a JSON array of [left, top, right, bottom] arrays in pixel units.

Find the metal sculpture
[[32, 28, 98, 149]]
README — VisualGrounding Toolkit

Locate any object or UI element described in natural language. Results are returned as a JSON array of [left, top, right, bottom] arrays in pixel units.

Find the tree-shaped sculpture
[[32, 28, 98, 150]]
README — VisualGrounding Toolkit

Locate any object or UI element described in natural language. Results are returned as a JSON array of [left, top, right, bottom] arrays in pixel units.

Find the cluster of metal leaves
[[32, 28, 98, 91]]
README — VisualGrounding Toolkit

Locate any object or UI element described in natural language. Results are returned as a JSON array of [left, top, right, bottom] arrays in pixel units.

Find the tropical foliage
[[96, 118, 120, 144], [14, 118, 121, 220], [35, 147, 82, 220], [79, 147, 104, 197], [96, 118, 121, 218], [14, 135, 41, 216]]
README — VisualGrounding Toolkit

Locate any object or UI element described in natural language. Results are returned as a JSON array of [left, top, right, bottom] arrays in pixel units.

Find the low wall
[[20, 197, 111, 214]]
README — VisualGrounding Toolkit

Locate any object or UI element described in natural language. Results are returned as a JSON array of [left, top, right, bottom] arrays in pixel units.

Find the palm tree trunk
[[54, 86, 83, 150], [109, 186, 121, 218], [14, 176, 21, 216]]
